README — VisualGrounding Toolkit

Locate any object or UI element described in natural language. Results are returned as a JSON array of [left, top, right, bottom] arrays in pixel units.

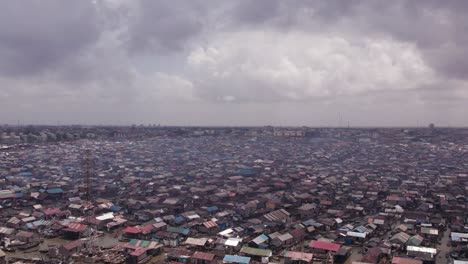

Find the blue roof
[[207, 206, 219, 212], [302, 219, 318, 226], [46, 188, 64, 194], [354, 225, 369, 233], [235, 168, 256, 176], [175, 216, 185, 223], [32, 220, 45, 226], [167, 226, 190, 236], [110, 205, 122, 212], [223, 255, 251, 264]]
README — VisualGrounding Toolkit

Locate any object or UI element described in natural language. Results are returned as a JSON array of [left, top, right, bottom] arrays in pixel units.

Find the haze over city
[[1, 0, 468, 126], [2, 2, 468, 264]]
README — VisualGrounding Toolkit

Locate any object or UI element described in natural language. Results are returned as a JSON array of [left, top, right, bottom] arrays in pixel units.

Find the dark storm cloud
[[126, 0, 210, 53], [1, 0, 468, 125], [0, 0, 100, 76], [229, 0, 365, 30]]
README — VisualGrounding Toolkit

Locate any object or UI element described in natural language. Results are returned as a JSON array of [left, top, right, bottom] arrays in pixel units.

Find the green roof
[[128, 239, 138, 246], [240, 246, 272, 257], [140, 240, 151, 248]]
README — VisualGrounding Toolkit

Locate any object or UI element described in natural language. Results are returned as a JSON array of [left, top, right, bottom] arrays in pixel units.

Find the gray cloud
[[125, 0, 212, 53], [227, 0, 468, 81], [0, 1, 100, 76], [0, 0, 467, 126]]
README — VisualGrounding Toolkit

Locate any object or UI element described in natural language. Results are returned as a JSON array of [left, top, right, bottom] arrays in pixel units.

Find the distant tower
[[82, 149, 95, 203]]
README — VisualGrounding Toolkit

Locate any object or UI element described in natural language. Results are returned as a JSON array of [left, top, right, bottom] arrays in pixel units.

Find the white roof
[[185, 237, 208, 246], [21, 216, 36, 223], [451, 232, 468, 242], [452, 232, 468, 238], [278, 233, 293, 241], [187, 214, 200, 219], [347, 231, 367, 238], [69, 204, 82, 209], [421, 227, 438, 235], [96, 212, 114, 221], [225, 237, 242, 247], [374, 219, 385, 225], [395, 205, 404, 213], [406, 246, 437, 254], [219, 228, 234, 237]]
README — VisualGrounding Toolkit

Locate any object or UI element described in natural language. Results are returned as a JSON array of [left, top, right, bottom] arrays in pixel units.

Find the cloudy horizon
[[1, 0, 468, 126]]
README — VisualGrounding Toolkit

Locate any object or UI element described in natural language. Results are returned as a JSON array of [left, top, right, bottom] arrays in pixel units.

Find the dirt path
[[345, 247, 363, 264], [436, 228, 451, 264]]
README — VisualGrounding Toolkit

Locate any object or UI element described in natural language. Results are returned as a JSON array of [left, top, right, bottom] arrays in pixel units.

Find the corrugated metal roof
[[192, 251, 215, 261], [310, 240, 341, 252], [283, 251, 314, 262], [347, 231, 366, 238], [392, 256, 423, 264], [406, 246, 437, 254], [223, 255, 251, 264], [123, 226, 141, 234], [46, 188, 63, 194], [420, 227, 438, 235], [185, 237, 208, 246], [252, 234, 269, 245], [277, 233, 293, 241], [263, 209, 289, 222], [65, 223, 87, 233], [203, 221, 218, 228], [240, 246, 272, 257], [225, 238, 242, 247], [0, 227, 14, 235]]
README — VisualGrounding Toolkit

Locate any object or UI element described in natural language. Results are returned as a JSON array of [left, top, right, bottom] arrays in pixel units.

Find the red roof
[[63, 239, 84, 250], [192, 251, 215, 261], [167, 248, 192, 257], [392, 257, 423, 264], [16, 231, 34, 238], [203, 221, 218, 228], [123, 226, 142, 234], [130, 248, 148, 257], [64, 223, 87, 233], [140, 225, 155, 234], [320, 200, 333, 206], [310, 241, 340, 252], [44, 208, 62, 216], [290, 229, 305, 239]]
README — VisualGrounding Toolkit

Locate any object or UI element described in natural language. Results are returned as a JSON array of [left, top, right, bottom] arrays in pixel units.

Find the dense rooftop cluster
[[0, 127, 467, 264]]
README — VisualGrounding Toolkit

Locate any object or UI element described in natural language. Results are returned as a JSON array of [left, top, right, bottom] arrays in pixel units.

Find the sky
[[1, 0, 468, 126]]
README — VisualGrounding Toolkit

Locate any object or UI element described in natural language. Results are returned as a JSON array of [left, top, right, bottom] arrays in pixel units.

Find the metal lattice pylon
[[82, 149, 95, 203], [81, 149, 97, 251]]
